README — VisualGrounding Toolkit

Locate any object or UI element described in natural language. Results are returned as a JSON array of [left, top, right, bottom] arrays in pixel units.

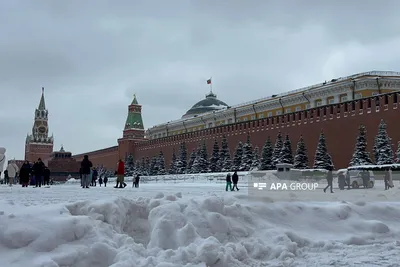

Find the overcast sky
[[1, 0, 400, 160]]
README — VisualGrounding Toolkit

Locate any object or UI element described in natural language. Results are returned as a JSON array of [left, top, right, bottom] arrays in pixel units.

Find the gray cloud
[[1, 0, 400, 159]]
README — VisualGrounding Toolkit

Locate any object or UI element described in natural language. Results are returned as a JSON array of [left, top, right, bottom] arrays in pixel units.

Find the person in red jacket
[[115, 159, 127, 188]]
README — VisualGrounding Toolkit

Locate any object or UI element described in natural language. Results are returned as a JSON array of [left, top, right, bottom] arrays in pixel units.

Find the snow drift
[[1, 192, 400, 267]]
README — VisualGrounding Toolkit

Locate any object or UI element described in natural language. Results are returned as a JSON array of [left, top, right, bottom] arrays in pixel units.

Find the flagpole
[[210, 77, 212, 93]]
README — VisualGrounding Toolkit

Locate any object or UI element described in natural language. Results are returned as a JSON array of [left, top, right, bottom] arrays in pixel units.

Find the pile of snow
[[0, 189, 400, 267]]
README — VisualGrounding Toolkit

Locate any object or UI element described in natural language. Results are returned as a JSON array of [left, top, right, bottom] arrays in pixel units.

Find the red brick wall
[[73, 146, 119, 170], [134, 93, 400, 169]]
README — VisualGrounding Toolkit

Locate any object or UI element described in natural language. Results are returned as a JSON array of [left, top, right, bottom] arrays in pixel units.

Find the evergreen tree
[[157, 151, 166, 175], [175, 142, 188, 174], [125, 154, 135, 176], [218, 135, 231, 171], [373, 119, 394, 165], [209, 139, 220, 172], [187, 148, 197, 174], [272, 131, 283, 166], [313, 131, 334, 170], [232, 141, 243, 171], [145, 157, 151, 175], [251, 146, 260, 170], [280, 134, 294, 164], [150, 156, 158, 175], [169, 149, 177, 174], [293, 135, 309, 169], [260, 136, 274, 170], [396, 141, 400, 163], [240, 134, 254, 171], [192, 142, 209, 173], [349, 125, 372, 166], [140, 157, 148, 175]]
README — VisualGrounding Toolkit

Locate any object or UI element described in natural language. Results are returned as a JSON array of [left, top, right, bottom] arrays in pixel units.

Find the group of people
[[225, 171, 240, 191], [2, 158, 52, 187], [79, 156, 140, 189]]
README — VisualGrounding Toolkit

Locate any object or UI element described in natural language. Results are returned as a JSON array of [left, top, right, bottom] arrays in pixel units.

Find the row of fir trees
[[124, 119, 398, 176]]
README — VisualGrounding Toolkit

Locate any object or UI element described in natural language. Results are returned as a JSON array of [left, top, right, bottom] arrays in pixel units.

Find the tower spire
[[131, 93, 138, 105], [38, 87, 46, 110]]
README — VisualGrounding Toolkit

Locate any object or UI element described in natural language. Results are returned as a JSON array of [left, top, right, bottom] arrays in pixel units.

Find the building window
[[316, 101, 322, 107], [276, 110, 282, 115], [295, 106, 301, 111], [267, 112, 273, 117], [243, 117, 248, 121], [228, 118, 233, 124], [328, 98, 335, 104], [259, 113, 264, 118], [306, 104, 311, 109], [341, 95, 348, 102], [355, 93, 362, 99], [251, 115, 256, 120], [285, 108, 291, 113]]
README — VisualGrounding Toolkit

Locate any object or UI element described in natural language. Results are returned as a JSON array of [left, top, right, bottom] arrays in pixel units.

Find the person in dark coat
[[80, 155, 93, 188], [134, 174, 140, 188], [91, 168, 98, 186], [346, 170, 351, 189], [19, 161, 31, 187], [338, 171, 345, 190], [99, 176, 103, 186], [32, 158, 45, 188], [361, 170, 370, 188], [231, 171, 239, 191], [103, 176, 108, 187], [43, 167, 51, 186], [4, 169, 9, 184], [225, 173, 232, 191], [323, 169, 334, 193]]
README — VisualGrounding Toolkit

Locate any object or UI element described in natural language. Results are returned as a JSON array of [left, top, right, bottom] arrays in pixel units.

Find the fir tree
[[232, 141, 243, 171], [157, 151, 166, 175], [349, 125, 372, 166], [240, 134, 254, 171], [272, 131, 283, 166], [140, 157, 148, 175], [175, 142, 188, 174], [260, 136, 274, 170], [150, 156, 158, 175], [125, 154, 135, 176], [280, 134, 294, 164], [209, 139, 220, 172], [169, 149, 177, 174], [373, 119, 394, 165], [293, 135, 309, 169], [218, 135, 231, 171], [187, 148, 197, 174], [192, 142, 209, 173], [313, 131, 334, 170], [145, 157, 151, 175], [396, 141, 400, 163], [251, 146, 260, 170]]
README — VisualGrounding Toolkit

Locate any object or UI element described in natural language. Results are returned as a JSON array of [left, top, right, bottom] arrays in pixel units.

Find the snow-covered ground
[[0, 172, 400, 267]]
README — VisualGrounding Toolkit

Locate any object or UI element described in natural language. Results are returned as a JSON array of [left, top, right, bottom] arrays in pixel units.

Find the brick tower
[[25, 87, 54, 164], [117, 94, 146, 160]]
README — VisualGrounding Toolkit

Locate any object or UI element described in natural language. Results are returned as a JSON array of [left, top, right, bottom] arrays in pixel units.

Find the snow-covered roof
[[347, 164, 400, 170]]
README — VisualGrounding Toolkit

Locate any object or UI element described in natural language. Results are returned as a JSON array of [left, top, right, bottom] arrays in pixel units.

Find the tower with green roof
[[118, 94, 146, 160]]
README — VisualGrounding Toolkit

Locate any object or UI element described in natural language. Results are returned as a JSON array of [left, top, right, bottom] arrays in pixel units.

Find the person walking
[[91, 168, 98, 186], [80, 155, 93, 189], [32, 158, 45, 187], [6, 162, 19, 187], [231, 171, 239, 191], [225, 173, 232, 191], [115, 159, 126, 188], [338, 171, 345, 190], [104, 176, 108, 187], [99, 176, 103, 187], [4, 169, 9, 185], [134, 174, 140, 188], [19, 161, 31, 187], [323, 169, 334, 193]]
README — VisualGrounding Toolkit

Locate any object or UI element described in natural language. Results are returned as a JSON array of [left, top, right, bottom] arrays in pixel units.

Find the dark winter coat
[[99, 177, 103, 184], [81, 158, 93, 174], [232, 172, 239, 184], [135, 175, 140, 183], [19, 163, 31, 184], [338, 173, 345, 189], [326, 171, 333, 183], [4, 170, 8, 178], [104, 177, 108, 183], [92, 169, 98, 179], [32, 161, 45, 176], [43, 168, 50, 180], [226, 174, 232, 183]]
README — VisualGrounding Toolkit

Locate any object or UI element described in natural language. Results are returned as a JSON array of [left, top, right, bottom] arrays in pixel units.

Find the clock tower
[[25, 87, 54, 164]]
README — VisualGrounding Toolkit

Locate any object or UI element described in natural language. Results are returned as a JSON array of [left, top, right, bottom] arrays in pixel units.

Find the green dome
[[182, 92, 228, 119]]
